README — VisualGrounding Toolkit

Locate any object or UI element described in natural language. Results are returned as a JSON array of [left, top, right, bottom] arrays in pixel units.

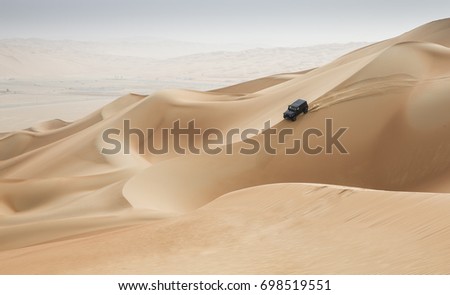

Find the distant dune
[[0, 39, 367, 79], [0, 19, 449, 274], [0, 40, 366, 131]]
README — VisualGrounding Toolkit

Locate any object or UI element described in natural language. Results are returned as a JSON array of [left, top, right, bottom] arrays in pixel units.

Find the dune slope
[[1, 183, 450, 274]]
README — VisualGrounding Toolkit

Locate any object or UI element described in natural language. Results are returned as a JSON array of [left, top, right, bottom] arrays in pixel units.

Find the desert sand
[[0, 19, 450, 274]]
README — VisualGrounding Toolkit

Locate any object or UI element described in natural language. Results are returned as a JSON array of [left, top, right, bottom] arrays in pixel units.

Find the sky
[[0, 0, 449, 46]]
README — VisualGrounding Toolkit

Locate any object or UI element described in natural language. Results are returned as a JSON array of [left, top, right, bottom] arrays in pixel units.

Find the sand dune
[[0, 19, 450, 274], [2, 183, 450, 274], [0, 40, 367, 79]]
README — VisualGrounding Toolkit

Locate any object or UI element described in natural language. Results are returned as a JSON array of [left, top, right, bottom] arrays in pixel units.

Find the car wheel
[[304, 108, 308, 114], [292, 117, 297, 121]]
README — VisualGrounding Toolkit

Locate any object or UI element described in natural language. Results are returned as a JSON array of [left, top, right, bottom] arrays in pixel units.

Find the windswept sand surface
[[1, 19, 450, 274]]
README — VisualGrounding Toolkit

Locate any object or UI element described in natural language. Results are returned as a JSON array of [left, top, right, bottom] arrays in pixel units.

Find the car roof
[[291, 99, 306, 107]]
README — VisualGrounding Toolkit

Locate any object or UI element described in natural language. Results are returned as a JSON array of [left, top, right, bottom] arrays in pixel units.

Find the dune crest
[[1, 19, 450, 274]]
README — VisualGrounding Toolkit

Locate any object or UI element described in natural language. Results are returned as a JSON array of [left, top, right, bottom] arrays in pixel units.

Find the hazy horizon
[[1, 0, 449, 47]]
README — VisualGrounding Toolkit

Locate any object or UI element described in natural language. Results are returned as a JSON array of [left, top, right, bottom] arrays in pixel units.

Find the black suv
[[283, 99, 308, 121]]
